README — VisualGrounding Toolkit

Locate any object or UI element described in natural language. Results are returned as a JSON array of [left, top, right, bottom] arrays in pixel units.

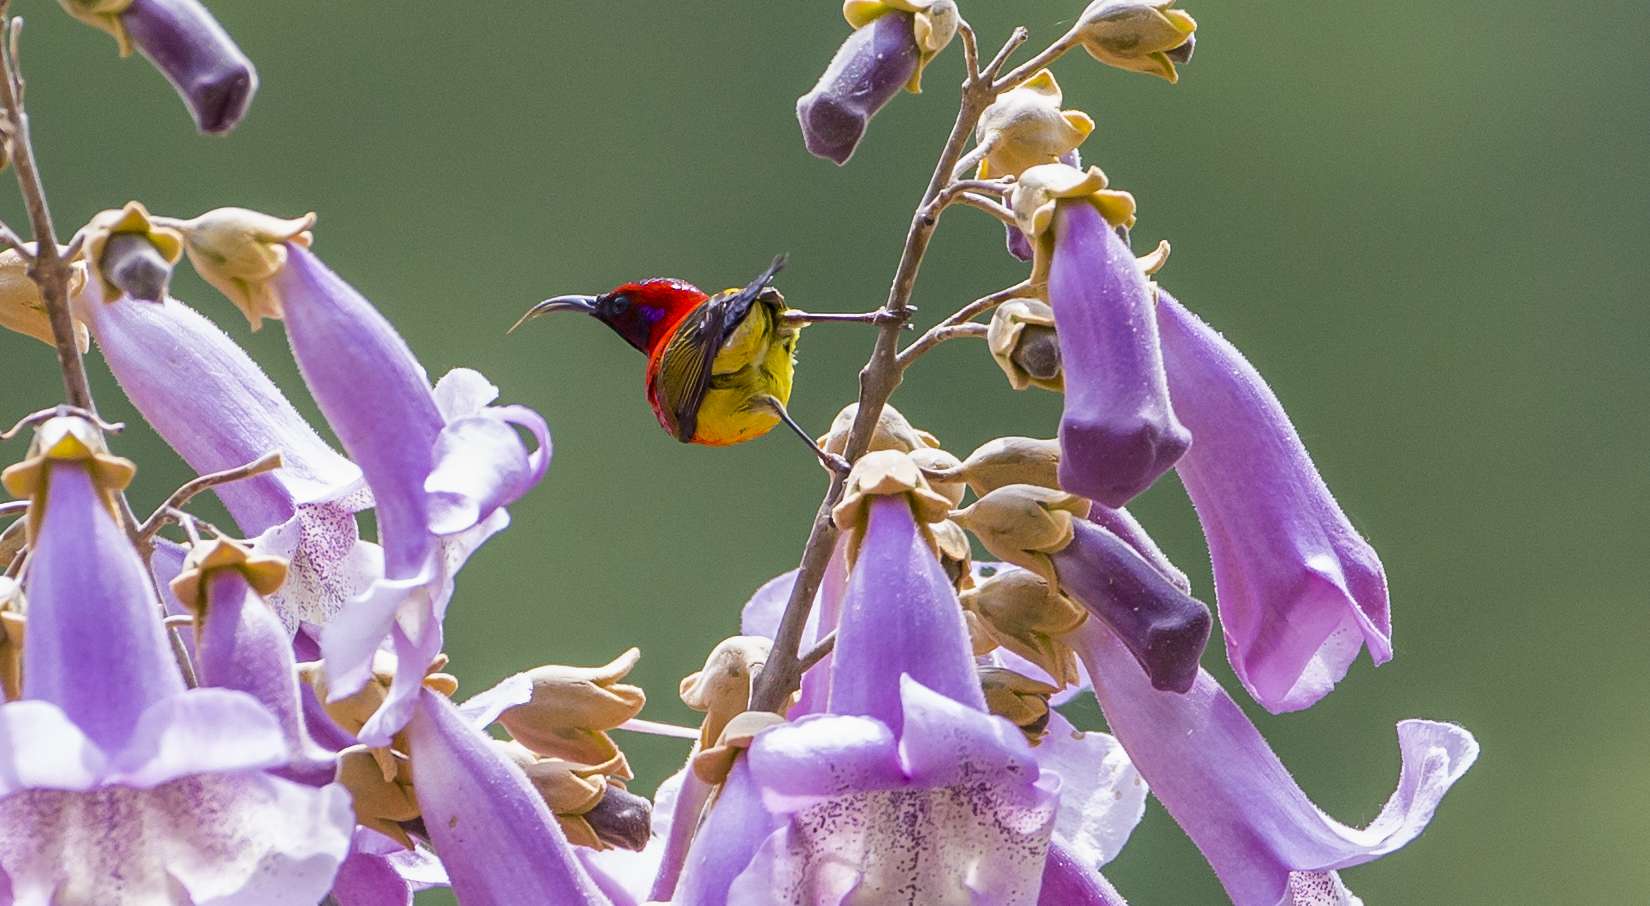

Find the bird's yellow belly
[[690, 313, 797, 446]]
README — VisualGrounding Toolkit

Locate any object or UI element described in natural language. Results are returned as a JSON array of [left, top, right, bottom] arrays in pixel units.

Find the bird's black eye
[[607, 293, 631, 314]]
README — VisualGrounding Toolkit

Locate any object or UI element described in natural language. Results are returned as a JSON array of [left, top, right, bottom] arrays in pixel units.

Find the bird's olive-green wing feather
[[649, 256, 787, 442]]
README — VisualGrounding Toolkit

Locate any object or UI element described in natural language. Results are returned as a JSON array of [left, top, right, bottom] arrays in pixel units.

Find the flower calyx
[[949, 484, 1089, 586], [303, 651, 458, 780], [1074, 0, 1198, 84], [974, 70, 1095, 179], [818, 402, 941, 458], [177, 207, 316, 329], [691, 709, 788, 785], [962, 568, 1086, 686], [843, 0, 958, 92], [680, 635, 772, 751], [978, 665, 1059, 743], [953, 436, 1064, 497], [0, 578, 23, 701], [832, 450, 955, 563], [987, 300, 1063, 392], [0, 250, 89, 351], [495, 647, 646, 779], [81, 202, 183, 303], [1, 414, 135, 540], [56, 0, 138, 55], [1009, 162, 1137, 283], [167, 537, 288, 617], [336, 743, 421, 848], [931, 518, 974, 591], [496, 740, 653, 851]]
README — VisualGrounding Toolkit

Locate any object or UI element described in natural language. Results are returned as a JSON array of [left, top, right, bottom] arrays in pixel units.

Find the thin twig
[[898, 281, 1033, 368], [984, 26, 1031, 80], [0, 7, 96, 413], [954, 192, 1017, 226], [0, 222, 27, 257], [749, 29, 1013, 714], [797, 631, 837, 674], [137, 451, 283, 541], [957, 19, 980, 81], [994, 27, 1080, 92]]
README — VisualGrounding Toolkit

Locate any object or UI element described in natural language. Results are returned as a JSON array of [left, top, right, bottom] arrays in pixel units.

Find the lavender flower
[[796, 11, 917, 165], [0, 417, 352, 902], [1070, 617, 1477, 906], [59, 0, 257, 133], [73, 286, 380, 635], [405, 687, 609, 905], [265, 242, 549, 744], [1157, 290, 1391, 712]]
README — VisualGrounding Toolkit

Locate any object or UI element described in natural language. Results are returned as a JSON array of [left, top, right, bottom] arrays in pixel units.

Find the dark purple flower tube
[[796, 12, 918, 165], [121, 0, 257, 134], [1050, 201, 1190, 507], [1157, 291, 1391, 713], [405, 689, 608, 905], [1050, 519, 1210, 694]]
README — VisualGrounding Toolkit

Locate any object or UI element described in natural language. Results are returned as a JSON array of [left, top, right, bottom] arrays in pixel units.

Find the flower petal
[[1037, 712, 1146, 870], [424, 405, 549, 537], [1157, 291, 1391, 712], [1050, 201, 1189, 507], [1070, 619, 1477, 906], [673, 760, 781, 906], [0, 771, 352, 905], [404, 689, 607, 905], [1038, 842, 1130, 905]]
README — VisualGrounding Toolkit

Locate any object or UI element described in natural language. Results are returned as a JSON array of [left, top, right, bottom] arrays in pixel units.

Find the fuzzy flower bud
[[988, 299, 1064, 391], [908, 445, 965, 507], [680, 635, 771, 750], [1073, 0, 1198, 83], [177, 207, 315, 329], [495, 648, 645, 776], [973, 71, 1094, 179], [952, 435, 1064, 496], [81, 202, 183, 305], [978, 665, 1058, 741], [961, 567, 1086, 687], [0, 250, 88, 351], [949, 484, 1090, 586], [819, 401, 940, 457], [59, 0, 259, 132]]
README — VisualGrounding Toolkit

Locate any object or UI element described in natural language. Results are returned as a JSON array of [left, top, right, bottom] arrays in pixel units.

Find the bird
[[511, 256, 895, 471]]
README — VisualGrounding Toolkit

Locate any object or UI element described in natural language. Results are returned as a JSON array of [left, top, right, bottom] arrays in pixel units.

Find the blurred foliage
[[1, 1, 1645, 902]]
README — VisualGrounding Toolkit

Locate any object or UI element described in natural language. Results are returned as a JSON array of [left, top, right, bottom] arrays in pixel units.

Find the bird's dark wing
[[649, 256, 787, 442]]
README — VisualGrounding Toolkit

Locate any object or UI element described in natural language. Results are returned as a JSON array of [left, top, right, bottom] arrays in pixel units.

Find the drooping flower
[[249, 237, 548, 744], [796, 0, 957, 164], [72, 282, 379, 636], [1072, 0, 1198, 83], [677, 451, 1067, 903], [1009, 163, 1188, 506], [953, 484, 1211, 692], [1069, 617, 1477, 906], [404, 686, 610, 906], [0, 416, 352, 903], [1156, 290, 1391, 712], [57, 0, 258, 132]]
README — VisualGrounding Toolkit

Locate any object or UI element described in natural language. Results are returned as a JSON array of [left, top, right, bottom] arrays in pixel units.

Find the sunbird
[[511, 256, 891, 470]]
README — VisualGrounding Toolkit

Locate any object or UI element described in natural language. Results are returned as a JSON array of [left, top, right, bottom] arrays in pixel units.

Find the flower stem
[[749, 28, 1019, 714]]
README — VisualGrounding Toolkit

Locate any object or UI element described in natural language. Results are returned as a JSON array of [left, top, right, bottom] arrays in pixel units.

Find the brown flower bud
[[949, 484, 1089, 586], [909, 447, 966, 507], [691, 710, 787, 785], [0, 250, 88, 351], [177, 207, 315, 329], [931, 519, 974, 591], [818, 403, 940, 457], [973, 70, 1094, 179], [680, 636, 770, 750], [496, 649, 645, 778], [961, 568, 1085, 686], [979, 666, 1058, 742], [955, 436, 1063, 497], [1073, 0, 1198, 84], [336, 744, 419, 849]]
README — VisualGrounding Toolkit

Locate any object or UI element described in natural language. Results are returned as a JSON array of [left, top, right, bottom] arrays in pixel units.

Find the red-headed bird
[[511, 257, 891, 469]]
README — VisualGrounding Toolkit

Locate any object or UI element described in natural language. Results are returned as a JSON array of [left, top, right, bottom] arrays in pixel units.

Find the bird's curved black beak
[[508, 294, 598, 334]]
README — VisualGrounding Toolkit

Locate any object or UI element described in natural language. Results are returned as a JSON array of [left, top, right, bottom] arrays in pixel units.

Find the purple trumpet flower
[[1049, 519, 1212, 694], [0, 452, 352, 902], [121, 0, 257, 133], [1050, 201, 1190, 507], [270, 245, 549, 744], [74, 289, 381, 636], [404, 687, 608, 906], [796, 12, 918, 165], [1156, 290, 1391, 713], [1069, 618, 1477, 906], [704, 493, 1060, 904]]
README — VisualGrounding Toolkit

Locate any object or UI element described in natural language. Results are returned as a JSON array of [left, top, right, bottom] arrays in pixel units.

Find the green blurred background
[[3, 1, 1645, 902]]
